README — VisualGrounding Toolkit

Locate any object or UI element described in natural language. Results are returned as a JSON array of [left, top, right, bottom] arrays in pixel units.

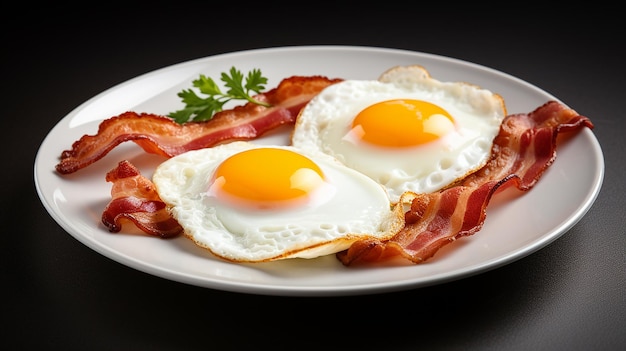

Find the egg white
[[152, 141, 405, 263], [291, 65, 506, 203]]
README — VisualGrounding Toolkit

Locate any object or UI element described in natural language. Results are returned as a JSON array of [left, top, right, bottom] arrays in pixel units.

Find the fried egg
[[291, 65, 507, 203], [152, 141, 405, 262]]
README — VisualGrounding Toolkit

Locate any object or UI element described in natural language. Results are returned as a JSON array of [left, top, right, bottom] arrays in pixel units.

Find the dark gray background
[[5, 7, 624, 350]]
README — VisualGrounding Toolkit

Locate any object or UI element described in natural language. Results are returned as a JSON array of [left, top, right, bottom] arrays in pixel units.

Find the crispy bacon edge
[[101, 160, 182, 238], [336, 100, 594, 266], [56, 75, 343, 174]]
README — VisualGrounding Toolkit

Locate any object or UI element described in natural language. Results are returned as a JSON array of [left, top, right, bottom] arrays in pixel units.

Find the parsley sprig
[[168, 67, 270, 124]]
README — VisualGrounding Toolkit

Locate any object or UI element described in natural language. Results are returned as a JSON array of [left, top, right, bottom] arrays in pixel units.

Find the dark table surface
[[5, 8, 625, 350]]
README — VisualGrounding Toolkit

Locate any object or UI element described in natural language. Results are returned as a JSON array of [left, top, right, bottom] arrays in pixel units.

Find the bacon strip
[[56, 76, 342, 174], [102, 160, 182, 238], [336, 101, 594, 265]]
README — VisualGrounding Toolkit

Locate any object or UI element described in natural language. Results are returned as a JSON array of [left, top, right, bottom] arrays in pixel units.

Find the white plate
[[34, 46, 604, 296]]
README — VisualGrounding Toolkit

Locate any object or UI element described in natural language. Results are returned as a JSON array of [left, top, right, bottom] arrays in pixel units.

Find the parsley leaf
[[168, 67, 270, 124]]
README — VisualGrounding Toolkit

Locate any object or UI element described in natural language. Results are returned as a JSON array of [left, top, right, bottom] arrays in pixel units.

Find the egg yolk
[[209, 148, 326, 209], [351, 99, 455, 147]]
